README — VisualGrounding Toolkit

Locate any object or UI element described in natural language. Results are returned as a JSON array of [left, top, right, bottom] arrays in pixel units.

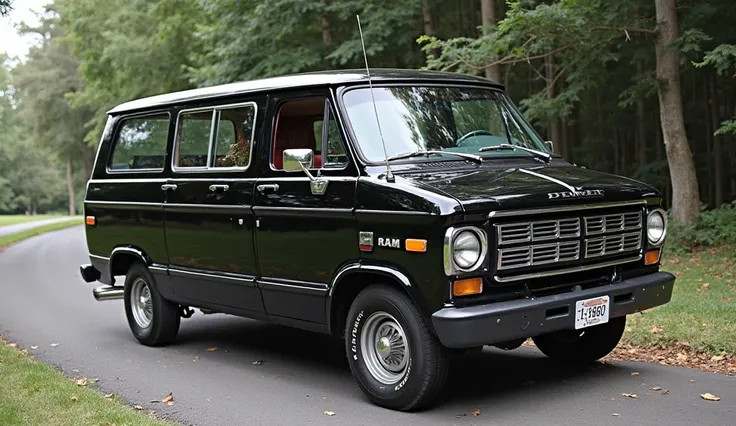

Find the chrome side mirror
[[283, 148, 314, 172], [544, 140, 554, 153], [282, 148, 328, 195]]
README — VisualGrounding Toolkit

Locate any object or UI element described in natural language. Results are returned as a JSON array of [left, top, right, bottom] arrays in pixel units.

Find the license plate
[[574, 296, 610, 330]]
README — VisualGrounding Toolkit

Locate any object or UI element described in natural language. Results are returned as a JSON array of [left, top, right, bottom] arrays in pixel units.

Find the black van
[[79, 69, 675, 411]]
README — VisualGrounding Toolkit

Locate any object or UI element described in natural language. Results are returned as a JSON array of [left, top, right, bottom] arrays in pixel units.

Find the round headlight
[[647, 210, 666, 245], [453, 230, 482, 269]]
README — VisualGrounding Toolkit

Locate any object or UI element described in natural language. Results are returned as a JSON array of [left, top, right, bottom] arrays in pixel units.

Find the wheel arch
[[109, 246, 152, 280], [326, 262, 432, 338]]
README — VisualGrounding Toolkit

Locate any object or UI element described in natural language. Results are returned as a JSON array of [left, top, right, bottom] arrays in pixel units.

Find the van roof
[[108, 68, 502, 114]]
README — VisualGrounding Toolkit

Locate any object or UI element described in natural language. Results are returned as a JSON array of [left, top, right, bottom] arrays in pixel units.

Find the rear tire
[[124, 263, 180, 346], [532, 316, 626, 364], [345, 285, 449, 411]]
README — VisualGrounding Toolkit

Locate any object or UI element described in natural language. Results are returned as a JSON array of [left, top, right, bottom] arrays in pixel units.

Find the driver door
[[253, 90, 359, 325]]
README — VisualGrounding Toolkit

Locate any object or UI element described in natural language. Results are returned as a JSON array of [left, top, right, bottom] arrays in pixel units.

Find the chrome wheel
[[360, 311, 410, 385], [129, 278, 153, 329]]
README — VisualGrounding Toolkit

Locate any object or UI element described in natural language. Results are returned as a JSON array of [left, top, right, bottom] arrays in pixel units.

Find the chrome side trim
[[85, 200, 162, 208], [258, 280, 328, 294], [111, 246, 151, 264], [168, 268, 256, 285], [494, 255, 642, 283], [89, 254, 110, 261], [253, 206, 353, 214], [164, 203, 251, 210], [88, 178, 169, 184], [518, 168, 576, 192], [328, 263, 412, 297], [488, 200, 646, 218], [361, 265, 412, 287], [355, 209, 436, 216]]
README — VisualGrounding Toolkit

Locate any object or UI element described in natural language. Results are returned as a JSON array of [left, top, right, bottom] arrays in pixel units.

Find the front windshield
[[342, 86, 549, 162]]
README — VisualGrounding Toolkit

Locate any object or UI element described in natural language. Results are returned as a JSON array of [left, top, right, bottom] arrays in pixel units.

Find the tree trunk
[[65, 154, 76, 216], [320, 0, 332, 43], [83, 147, 94, 180], [480, 0, 500, 83], [545, 55, 562, 155], [422, 0, 434, 36], [705, 76, 714, 207], [654, 0, 700, 225], [636, 61, 647, 168], [710, 77, 723, 207]]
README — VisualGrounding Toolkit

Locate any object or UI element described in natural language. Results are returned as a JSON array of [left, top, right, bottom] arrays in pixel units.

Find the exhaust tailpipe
[[93, 286, 124, 301]]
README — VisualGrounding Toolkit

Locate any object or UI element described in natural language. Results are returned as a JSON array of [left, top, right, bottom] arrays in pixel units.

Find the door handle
[[161, 184, 177, 191], [208, 184, 230, 192], [256, 184, 279, 193]]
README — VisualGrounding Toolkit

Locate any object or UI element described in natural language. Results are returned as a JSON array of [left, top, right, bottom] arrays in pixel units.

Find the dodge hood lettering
[[548, 189, 605, 199], [400, 164, 659, 214]]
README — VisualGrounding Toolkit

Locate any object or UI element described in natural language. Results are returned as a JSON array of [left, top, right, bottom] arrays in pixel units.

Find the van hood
[[400, 164, 660, 214]]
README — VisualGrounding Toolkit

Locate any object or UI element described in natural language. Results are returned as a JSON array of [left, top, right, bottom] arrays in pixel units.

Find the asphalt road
[[0, 226, 733, 426], [0, 217, 78, 237]]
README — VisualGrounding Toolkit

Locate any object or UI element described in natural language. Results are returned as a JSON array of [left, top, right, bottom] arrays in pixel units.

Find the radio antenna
[[356, 14, 394, 183]]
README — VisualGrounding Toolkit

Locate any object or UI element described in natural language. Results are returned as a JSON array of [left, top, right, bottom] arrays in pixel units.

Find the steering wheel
[[457, 130, 494, 146]]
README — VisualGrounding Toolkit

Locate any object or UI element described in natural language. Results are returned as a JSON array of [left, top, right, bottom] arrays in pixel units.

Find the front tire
[[345, 285, 449, 411], [532, 316, 626, 364], [124, 263, 180, 346]]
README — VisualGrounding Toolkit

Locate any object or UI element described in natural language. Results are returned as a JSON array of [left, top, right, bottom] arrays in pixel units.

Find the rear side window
[[109, 114, 170, 171]]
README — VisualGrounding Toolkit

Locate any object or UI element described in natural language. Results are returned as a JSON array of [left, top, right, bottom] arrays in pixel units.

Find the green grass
[[0, 214, 68, 226], [622, 248, 736, 354], [0, 218, 84, 249], [0, 340, 169, 426]]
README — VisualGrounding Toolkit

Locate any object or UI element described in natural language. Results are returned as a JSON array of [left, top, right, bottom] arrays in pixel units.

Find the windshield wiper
[[387, 150, 483, 164], [478, 143, 551, 163]]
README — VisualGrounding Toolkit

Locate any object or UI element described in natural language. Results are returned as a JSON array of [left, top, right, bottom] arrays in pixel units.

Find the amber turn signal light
[[453, 277, 483, 297], [645, 249, 661, 265], [85, 216, 96, 226], [405, 238, 427, 252]]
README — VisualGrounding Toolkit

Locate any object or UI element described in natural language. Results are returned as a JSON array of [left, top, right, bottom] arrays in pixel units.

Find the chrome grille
[[585, 232, 642, 258], [496, 209, 643, 273], [584, 211, 642, 235], [497, 218, 580, 245], [498, 241, 580, 270]]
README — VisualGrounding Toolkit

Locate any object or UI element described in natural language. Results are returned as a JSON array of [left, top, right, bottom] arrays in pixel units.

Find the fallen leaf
[[324, 411, 336, 416], [631, 371, 640, 376], [149, 400, 160, 403], [663, 390, 670, 395], [0, 359, 4, 364], [676, 353, 688, 361], [75, 378, 89, 386], [473, 409, 481, 416], [162, 393, 174, 403], [50, 343, 59, 347], [8, 343, 17, 348], [133, 405, 143, 410], [612, 413, 620, 417], [651, 386, 662, 391], [71, 395, 78, 402], [252, 360, 264, 365], [701, 393, 721, 402], [104, 393, 114, 399], [701, 283, 710, 290], [106, 423, 117, 426], [455, 414, 467, 418], [621, 393, 638, 399], [31, 346, 38, 350], [205, 347, 217, 352], [650, 325, 663, 334], [711, 355, 725, 362]]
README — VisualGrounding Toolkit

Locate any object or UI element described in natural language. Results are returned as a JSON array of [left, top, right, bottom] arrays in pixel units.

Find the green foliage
[[667, 202, 736, 254], [0, 0, 10, 16], [57, 0, 204, 144]]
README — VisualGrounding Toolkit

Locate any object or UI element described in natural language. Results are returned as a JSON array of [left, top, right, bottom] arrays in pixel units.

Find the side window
[[173, 103, 257, 170], [109, 114, 169, 171], [213, 105, 256, 168], [175, 110, 212, 168], [272, 97, 348, 170]]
